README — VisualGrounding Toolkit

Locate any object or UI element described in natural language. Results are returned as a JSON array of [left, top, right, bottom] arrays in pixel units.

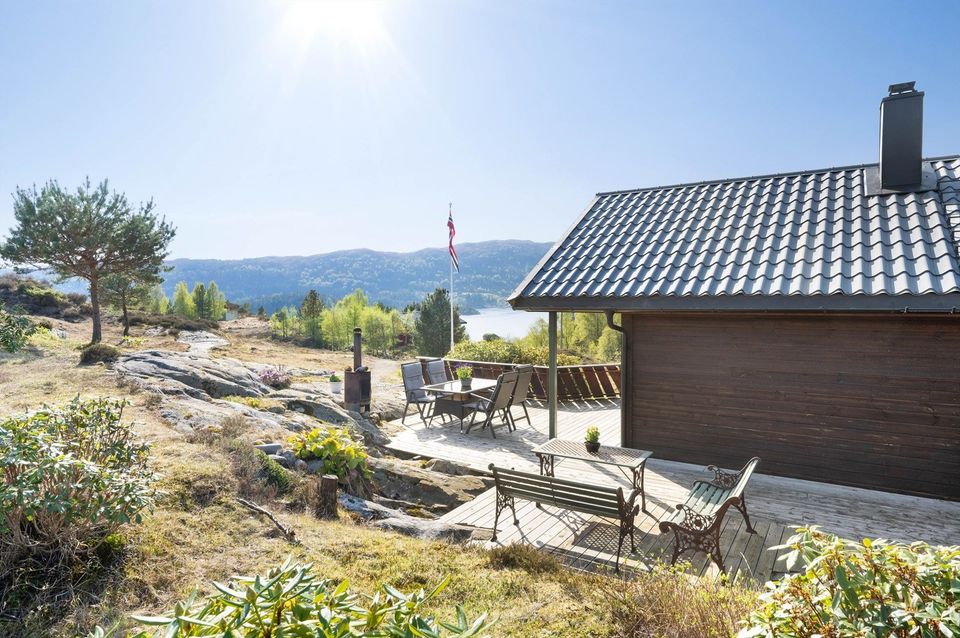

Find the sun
[[282, 0, 386, 48]]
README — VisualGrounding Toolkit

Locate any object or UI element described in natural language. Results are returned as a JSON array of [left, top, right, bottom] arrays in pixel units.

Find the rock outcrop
[[339, 493, 486, 542], [115, 349, 271, 399], [369, 457, 492, 512]]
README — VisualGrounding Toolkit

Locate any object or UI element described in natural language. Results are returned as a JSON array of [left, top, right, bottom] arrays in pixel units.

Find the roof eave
[[509, 293, 960, 314]]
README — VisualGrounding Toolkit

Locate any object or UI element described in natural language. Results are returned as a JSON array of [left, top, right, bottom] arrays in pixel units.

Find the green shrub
[[599, 562, 758, 638], [80, 342, 122, 364], [1, 304, 36, 353], [739, 527, 960, 638], [288, 426, 371, 496], [488, 543, 562, 574], [100, 558, 493, 637], [447, 339, 579, 366], [0, 398, 155, 554]]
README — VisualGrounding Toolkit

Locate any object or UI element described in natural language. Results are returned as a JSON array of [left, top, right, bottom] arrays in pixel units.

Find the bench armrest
[[659, 503, 718, 534], [617, 488, 641, 517], [704, 464, 745, 489]]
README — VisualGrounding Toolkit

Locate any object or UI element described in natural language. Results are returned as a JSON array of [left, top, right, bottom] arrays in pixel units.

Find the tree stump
[[315, 474, 338, 519]]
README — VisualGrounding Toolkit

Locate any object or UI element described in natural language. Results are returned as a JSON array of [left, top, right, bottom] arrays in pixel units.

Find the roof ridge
[[596, 155, 960, 197]]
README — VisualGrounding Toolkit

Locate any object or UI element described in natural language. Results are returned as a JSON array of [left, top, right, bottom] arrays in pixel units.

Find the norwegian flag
[[448, 207, 460, 272]]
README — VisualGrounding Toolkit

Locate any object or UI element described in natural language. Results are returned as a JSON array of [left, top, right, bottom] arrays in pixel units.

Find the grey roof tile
[[511, 157, 960, 310]]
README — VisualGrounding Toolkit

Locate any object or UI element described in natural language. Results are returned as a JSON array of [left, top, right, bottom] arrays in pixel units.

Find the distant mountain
[[164, 240, 553, 313]]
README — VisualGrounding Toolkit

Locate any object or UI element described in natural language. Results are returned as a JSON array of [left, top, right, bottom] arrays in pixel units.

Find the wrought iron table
[[530, 439, 653, 512], [422, 378, 498, 421]]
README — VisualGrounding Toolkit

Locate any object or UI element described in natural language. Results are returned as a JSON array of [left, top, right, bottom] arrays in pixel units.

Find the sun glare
[[282, 0, 387, 48]]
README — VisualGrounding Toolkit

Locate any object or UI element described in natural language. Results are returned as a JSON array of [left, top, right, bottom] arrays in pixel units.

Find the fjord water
[[461, 307, 545, 340]]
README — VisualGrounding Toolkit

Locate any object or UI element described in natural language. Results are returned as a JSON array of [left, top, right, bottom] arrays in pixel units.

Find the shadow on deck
[[386, 400, 960, 582]]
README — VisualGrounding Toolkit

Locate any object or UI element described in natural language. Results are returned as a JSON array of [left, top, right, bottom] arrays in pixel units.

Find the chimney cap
[[888, 81, 918, 95]]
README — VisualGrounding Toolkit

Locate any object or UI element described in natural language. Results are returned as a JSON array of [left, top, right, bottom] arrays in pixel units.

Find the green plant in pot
[[328, 373, 343, 393], [584, 426, 601, 453], [455, 365, 473, 390]]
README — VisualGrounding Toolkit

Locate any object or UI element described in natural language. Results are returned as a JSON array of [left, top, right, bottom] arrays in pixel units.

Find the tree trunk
[[89, 277, 102, 344], [121, 293, 130, 337]]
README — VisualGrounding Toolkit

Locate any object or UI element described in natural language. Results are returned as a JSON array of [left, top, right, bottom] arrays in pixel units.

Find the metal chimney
[[866, 82, 936, 196]]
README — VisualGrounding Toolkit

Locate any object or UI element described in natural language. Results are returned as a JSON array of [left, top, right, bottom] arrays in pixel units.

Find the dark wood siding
[[623, 314, 960, 499]]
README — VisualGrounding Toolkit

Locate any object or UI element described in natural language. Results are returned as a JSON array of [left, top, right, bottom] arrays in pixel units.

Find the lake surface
[[462, 307, 545, 340]]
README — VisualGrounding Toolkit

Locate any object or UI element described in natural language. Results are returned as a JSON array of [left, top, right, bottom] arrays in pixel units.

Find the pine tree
[[100, 269, 161, 336], [192, 283, 207, 319], [300, 289, 324, 346], [172, 281, 195, 318], [413, 288, 465, 357], [257, 306, 267, 320], [0, 179, 175, 343]]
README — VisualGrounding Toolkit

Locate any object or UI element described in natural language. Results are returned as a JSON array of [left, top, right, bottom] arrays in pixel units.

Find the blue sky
[[1, 0, 958, 259]]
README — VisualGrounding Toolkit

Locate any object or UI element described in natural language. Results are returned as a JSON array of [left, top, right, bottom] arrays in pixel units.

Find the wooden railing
[[417, 357, 621, 402]]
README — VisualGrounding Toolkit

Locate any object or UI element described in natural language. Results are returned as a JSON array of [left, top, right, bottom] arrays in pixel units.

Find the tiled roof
[[510, 156, 960, 312]]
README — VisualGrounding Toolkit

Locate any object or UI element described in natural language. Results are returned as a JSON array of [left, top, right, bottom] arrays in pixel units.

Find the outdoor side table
[[530, 438, 653, 513]]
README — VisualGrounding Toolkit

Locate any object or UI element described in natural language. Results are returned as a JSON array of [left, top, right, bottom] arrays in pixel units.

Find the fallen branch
[[235, 498, 299, 544]]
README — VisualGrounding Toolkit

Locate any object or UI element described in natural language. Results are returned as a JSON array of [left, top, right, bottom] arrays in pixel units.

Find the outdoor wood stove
[[344, 327, 371, 413]]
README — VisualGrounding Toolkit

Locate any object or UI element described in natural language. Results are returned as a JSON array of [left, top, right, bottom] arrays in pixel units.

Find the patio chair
[[424, 358, 450, 385], [462, 371, 519, 438], [401, 361, 436, 426], [507, 365, 535, 428]]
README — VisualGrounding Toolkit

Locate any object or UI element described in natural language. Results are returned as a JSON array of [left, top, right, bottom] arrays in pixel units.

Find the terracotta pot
[[585, 440, 600, 454]]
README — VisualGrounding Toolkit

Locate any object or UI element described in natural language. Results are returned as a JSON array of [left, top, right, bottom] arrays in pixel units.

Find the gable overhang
[[509, 292, 960, 314]]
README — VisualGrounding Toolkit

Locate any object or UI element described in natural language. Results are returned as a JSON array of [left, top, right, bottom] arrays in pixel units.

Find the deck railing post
[[548, 311, 558, 439]]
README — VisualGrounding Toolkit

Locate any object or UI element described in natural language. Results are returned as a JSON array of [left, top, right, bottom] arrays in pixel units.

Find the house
[[509, 83, 959, 499]]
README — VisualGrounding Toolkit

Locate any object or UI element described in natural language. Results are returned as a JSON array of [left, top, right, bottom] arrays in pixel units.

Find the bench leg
[[492, 490, 517, 542], [736, 495, 757, 534], [667, 525, 724, 572]]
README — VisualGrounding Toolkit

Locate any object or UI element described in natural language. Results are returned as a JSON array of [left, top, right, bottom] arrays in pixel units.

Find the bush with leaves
[[80, 342, 122, 364], [447, 339, 579, 366], [0, 305, 35, 353], [739, 526, 960, 638], [0, 399, 154, 554], [90, 558, 492, 637], [289, 426, 371, 496]]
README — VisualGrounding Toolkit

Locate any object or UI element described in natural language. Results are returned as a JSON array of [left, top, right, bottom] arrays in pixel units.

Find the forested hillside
[[164, 240, 551, 312]]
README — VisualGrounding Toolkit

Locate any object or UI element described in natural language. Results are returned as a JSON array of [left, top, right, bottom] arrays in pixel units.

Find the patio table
[[530, 439, 653, 512], [422, 378, 498, 422]]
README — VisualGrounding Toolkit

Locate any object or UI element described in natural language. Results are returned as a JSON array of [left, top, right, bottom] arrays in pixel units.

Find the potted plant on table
[[584, 426, 601, 454], [455, 365, 473, 390], [328, 373, 343, 394]]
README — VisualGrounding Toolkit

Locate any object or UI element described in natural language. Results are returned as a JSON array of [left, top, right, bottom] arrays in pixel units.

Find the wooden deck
[[387, 400, 960, 582]]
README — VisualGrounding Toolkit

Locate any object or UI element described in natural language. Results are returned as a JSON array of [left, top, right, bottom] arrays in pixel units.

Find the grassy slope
[[0, 319, 614, 637]]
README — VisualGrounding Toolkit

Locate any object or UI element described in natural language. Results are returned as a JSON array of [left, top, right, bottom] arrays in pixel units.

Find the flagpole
[[449, 202, 454, 352]]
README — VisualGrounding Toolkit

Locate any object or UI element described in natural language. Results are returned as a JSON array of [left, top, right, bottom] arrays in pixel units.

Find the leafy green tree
[[171, 281, 195, 318], [595, 326, 622, 362], [147, 284, 169, 315], [100, 269, 161, 336], [519, 318, 549, 349], [571, 312, 605, 352], [191, 283, 207, 320], [0, 179, 175, 343], [300, 289, 324, 346], [0, 305, 35, 353], [206, 281, 226, 320], [414, 288, 465, 357]]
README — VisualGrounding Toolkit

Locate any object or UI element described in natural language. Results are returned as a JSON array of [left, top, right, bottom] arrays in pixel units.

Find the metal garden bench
[[489, 464, 640, 570], [658, 457, 760, 571]]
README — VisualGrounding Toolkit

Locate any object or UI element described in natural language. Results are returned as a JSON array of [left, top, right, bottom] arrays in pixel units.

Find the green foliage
[[80, 342, 122, 364], [205, 282, 226, 320], [455, 365, 473, 380], [110, 558, 493, 637], [100, 269, 162, 336], [594, 326, 622, 362], [288, 427, 371, 495], [269, 306, 301, 339], [301, 289, 324, 346], [0, 304, 35, 353], [415, 287, 466, 357], [328, 373, 341, 383], [584, 426, 600, 443], [447, 339, 579, 366], [739, 527, 960, 638], [127, 311, 218, 332], [146, 284, 169, 315], [0, 398, 155, 552], [171, 281, 195, 318], [0, 178, 175, 343]]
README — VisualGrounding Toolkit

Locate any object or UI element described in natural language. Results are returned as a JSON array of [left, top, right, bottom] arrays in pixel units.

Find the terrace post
[[548, 311, 558, 439]]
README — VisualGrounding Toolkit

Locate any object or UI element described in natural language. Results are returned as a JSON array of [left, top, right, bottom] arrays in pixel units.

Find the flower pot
[[330, 381, 343, 394], [584, 440, 601, 454], [460, 378, 472, 390]]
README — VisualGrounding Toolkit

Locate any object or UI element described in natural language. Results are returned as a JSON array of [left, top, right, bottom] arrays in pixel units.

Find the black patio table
[[421, 378, 498, 422]]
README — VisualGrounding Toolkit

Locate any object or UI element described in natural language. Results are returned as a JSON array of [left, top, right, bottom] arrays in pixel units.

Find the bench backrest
[[489, 464, 627, 519], [687, 457, 761, 518], [727, 456, 760, 499]]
